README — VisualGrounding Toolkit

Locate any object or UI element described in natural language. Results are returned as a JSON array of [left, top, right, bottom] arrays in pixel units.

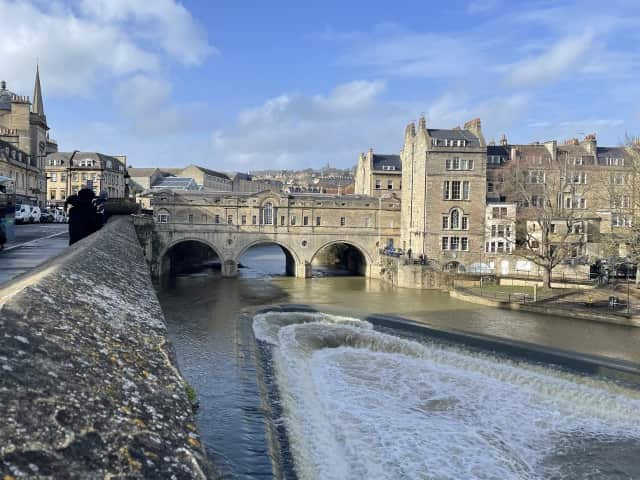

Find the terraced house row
[[356, 116, 639, 276]]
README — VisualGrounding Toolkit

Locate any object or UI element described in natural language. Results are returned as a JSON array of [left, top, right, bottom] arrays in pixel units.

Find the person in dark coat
[[67, 188, 103, 245]]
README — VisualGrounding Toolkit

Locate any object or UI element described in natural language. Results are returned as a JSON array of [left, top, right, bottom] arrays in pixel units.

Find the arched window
[[450, 209, 460, 229], [261, 202, 273, 225]]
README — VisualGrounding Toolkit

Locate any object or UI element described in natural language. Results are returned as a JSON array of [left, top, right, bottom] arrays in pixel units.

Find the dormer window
[[78, 158, 95, 167]]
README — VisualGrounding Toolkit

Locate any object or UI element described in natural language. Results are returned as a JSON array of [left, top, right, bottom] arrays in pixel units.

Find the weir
[[253, 309, 640, 480]]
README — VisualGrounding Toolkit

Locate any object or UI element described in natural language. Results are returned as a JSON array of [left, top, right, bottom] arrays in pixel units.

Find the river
[[157, 245, 640, 479]]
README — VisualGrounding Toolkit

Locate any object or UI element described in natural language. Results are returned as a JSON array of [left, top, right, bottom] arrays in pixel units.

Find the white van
[[15, 205, 40, 224], [15, 204, 32, 224]]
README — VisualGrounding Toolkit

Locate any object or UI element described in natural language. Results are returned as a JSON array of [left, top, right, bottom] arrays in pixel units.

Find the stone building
[[488, 134, 640, 261], [179, 165, 232, 191], [354, 149, 402, 197], [45, 152, 127, 205], [483, 202, 517, 275], [128, 168, 166, 194], [0, 67, 57, 205], [400, 116, 487, 271], [0, 139, 41, 205], [229, 172, 283, 193]]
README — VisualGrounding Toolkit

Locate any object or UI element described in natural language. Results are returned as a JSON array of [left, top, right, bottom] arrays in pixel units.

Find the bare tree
[[497, 152, 592, 288]]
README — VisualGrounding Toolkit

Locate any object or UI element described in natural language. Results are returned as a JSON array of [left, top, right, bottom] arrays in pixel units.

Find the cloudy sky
[[2, 0, 640, 171]]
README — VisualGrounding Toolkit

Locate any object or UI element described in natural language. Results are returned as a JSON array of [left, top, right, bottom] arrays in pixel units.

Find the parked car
[[40, 208, 54, 223]]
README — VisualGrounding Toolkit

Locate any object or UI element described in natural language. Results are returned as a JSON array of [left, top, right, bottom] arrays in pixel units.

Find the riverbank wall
[[0, 217, 213, 478], [379, 256, 451, 289], [449, 289, 640, 328]]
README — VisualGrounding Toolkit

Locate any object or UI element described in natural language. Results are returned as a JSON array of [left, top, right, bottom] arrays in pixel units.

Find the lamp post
[[627, 263, 631, 317]]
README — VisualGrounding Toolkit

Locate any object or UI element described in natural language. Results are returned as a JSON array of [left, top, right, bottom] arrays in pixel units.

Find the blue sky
[[2, 0, 640, 171]]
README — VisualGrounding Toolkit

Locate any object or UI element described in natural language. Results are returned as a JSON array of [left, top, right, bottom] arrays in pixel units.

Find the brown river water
[[157, 245, 640, 479]]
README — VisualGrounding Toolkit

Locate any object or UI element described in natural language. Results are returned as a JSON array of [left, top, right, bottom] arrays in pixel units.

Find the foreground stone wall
[[0, 217, 212, 478]]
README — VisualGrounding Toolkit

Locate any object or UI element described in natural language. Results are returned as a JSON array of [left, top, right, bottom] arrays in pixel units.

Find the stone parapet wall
[[0, 217, 212, 478]]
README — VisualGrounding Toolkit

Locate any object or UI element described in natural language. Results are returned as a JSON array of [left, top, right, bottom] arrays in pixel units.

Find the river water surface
[[157, 245, 640, 479]]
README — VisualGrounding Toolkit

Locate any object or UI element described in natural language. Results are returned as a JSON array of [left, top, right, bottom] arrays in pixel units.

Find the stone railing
[[0, 217, 213, 478]]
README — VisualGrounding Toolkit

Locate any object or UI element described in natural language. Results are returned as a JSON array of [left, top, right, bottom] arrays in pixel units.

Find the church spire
[[32, 64, 45, 119]]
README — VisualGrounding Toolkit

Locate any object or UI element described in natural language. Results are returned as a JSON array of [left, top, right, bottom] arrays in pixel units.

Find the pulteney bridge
[[136, 190, 401, 278]]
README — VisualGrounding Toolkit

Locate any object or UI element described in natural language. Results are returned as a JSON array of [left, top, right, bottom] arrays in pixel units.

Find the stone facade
[[180, 164, 232, 191], [355, 149, 402, 197], [45, 152, 127, 205], [400, 116, 487, 271], [0, 139, 42, 205], [483, 202, 517, 275], [0, 69, 57, 206], [145, 190, 401, 278]]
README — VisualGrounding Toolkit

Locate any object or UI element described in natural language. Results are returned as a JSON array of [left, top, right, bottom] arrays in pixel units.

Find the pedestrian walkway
[[0, 225, 68, 285]]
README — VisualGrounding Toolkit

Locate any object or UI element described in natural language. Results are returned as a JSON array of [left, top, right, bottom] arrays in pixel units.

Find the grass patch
[[185, 383, 199, 412]]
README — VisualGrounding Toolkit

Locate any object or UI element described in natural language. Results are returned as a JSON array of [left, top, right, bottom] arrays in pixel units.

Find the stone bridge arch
[[158, 237, 226, 277], [233, 237, 306, 278], [310, 239, 373, 277]]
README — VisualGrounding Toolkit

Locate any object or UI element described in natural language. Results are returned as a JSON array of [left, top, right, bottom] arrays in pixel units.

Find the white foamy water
[[253, 312, 640, 480]]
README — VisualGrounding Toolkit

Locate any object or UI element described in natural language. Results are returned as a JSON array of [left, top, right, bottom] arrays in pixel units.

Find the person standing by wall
[[67, 188, 103, 245]]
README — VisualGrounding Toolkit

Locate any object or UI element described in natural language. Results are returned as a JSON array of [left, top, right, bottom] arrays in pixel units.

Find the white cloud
[[114, 75, 212, 137], [211, 80, 412, 171], [79, 0, 215, 65], [507, 30, 596, 86], [337, 28, 486, 78], [0, 0, 213, 97]]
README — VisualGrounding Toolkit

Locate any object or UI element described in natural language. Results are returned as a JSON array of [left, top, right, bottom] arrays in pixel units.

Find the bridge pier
[[295, 261, 312, 279], [222, 259, 238, 277]]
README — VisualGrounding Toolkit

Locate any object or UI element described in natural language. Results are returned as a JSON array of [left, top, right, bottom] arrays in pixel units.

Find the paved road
[[0, 223, 69, 286]]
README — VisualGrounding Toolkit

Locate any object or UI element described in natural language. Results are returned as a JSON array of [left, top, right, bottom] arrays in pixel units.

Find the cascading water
[[254, 311, 640, 480]]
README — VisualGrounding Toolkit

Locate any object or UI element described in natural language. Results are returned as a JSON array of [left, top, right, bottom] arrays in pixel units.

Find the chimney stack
[[463, 118, 485, 146], [418, 114, 426, 131], [500, 133, 508, 146], [582, 133, 597, 153]]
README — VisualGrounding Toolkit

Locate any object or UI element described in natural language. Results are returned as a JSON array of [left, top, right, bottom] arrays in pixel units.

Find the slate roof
[[596, 146, 631, 158], [48, 152, 124, 170], [183, 164, 231, 180], [372, 154, 402, 172], [428, 129, 481, 147], [127, 168, 160, 178], [487, 145, 509, 157]]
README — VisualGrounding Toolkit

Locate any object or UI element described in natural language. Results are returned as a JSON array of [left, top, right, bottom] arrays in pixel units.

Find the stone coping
[[0, 217, 214, 478]]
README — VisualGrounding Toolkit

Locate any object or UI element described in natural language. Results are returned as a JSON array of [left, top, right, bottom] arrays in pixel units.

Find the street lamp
[[627, 261, 631, 317]]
